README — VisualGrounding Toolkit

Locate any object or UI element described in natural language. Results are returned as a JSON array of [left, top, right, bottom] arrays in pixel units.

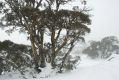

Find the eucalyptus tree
[[0, 0, 91, 71], [83, 36, 119, 59], [100, 36, 119, 58]]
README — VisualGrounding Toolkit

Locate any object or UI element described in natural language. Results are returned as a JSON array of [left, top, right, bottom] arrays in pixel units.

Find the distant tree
[[83, 41, 100, 59], [0, 0, 91, 71], [100, 36, 119, 58], [83, 36, 119, 59]]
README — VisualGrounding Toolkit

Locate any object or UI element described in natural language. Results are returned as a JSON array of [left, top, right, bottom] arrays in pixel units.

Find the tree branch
[[55, 28, 62, 42], [35, 0, 43, 9], [55, 30, 70, 55]]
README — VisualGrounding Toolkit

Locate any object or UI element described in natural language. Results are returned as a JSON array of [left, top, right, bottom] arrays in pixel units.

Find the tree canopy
[[0, 0, 91, 72]]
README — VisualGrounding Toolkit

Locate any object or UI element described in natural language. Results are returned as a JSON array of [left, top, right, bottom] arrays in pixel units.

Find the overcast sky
[[0, 0, 119, 44], [86, 0, 119, 41]]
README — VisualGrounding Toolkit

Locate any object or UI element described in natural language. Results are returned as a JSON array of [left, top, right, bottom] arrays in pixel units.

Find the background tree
[[83, 36, 119, 59], [100, 36, 119, 58], [83, 41, 100, 59], [0, 0, 91, 72]]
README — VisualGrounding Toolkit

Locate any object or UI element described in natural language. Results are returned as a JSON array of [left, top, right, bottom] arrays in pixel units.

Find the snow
[[0, 54, 119, 80]]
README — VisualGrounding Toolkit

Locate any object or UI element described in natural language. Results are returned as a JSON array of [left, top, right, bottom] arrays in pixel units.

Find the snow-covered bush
[[55, 51, 80, 73], [0, 40, 32, 75], [0, 40, 81, 75], [63, 56, 80, 70]]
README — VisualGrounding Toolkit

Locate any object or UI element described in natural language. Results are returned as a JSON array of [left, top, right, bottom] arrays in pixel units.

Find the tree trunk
[[51, 53, 56, 68], [39, 48, 46, 68], [51, 28, 56, 68], [59, 43, 74, 73], [40, 29, 46, 68]]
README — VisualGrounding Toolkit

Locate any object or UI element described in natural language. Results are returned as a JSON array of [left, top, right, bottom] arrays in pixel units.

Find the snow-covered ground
[[1, 54, 119, 80]]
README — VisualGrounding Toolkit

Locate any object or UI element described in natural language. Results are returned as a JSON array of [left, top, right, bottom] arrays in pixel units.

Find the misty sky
[[86, 0, 119, 41], [0, 0, 119, 44]]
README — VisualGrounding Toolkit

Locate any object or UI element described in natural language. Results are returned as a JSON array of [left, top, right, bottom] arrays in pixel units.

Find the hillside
[[0, 54, 119, 80]]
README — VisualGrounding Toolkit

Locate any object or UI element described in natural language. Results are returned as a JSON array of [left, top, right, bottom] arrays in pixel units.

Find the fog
[[0, 0, 119, 44]]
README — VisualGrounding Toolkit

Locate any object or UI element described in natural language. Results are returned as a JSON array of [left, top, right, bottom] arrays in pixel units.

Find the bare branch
[[35, 0, 43, 9], [55, 28, 62, 42]]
